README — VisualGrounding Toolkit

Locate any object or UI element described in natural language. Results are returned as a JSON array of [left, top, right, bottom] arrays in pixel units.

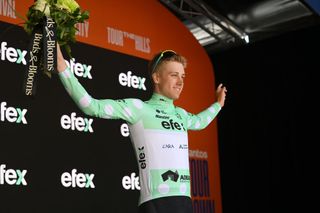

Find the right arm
[[56, 44, 143, 124]]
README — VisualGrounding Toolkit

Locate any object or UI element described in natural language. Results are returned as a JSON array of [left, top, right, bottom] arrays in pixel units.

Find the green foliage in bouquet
[[24, 0, 89, 58]]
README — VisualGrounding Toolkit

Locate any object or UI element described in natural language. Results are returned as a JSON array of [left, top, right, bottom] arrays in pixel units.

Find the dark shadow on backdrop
[[210, 23, 318, 213]]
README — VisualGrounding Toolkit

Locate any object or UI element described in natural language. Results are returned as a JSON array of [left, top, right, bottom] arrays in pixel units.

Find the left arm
[[186, 83, 227, 130]]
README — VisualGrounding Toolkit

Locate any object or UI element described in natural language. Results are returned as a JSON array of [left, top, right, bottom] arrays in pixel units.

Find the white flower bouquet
[[24, 0, 89, 57]]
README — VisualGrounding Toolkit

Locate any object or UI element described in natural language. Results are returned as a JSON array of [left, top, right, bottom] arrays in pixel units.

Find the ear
[[152, 72, 160, 84]]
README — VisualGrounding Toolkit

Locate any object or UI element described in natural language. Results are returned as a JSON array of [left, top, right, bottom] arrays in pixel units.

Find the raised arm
[[183, 83, 227, 130], [57, 44, 68, 73], [56, 44, 143, 124]]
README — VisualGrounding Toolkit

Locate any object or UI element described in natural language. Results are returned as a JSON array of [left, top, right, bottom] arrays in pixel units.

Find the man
[[57, 45, 227, 213]]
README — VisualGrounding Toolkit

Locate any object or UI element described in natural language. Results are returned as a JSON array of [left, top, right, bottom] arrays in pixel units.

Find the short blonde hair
[[148, 50, 187, 87]]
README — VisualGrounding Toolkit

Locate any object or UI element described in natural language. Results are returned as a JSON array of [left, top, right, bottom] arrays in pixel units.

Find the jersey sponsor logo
[[176, 113, 182, 120], [155, 109, 170, 119], [161, 170, 190, 183], [161, 119, 185, 131], [0, 0, 17, 19], [155, 114, 170, 119], [0, 164, 27, 186], [156, 109, 167, 115], [118, 71, 146, 90], [161, 170, 179, 182], [65, 58, 93, 79], [0, 101, 28, 124], [162, 144, 175, 149], [138, 146, 146, 169], [61, 169, 95, 188], [179, 144, 188, 150], [180, 175, 190, 182], [122, 172, 140, 190], [60, 112, 93, 133], [0, 42, 27, 65]]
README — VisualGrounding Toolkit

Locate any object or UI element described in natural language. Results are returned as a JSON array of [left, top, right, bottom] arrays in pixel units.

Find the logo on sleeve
[[138, 146, 146, 169]]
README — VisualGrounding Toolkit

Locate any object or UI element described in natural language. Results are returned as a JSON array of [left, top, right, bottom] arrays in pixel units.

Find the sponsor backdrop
[[0, 1, 221, 212]]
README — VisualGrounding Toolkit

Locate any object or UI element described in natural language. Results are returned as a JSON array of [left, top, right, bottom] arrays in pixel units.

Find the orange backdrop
[[1, 1, 221, 212]]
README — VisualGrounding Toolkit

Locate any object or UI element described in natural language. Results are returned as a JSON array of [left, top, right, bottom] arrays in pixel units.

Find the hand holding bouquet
[[24, 0, 89, 58], [22, 0, 89, 96]]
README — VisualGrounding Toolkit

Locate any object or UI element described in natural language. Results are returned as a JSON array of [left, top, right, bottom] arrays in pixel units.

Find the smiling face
[[152, 61, 186, 100]]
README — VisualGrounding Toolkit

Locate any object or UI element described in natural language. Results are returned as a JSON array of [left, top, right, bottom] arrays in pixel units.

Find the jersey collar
[[149, 93, 174, 109]]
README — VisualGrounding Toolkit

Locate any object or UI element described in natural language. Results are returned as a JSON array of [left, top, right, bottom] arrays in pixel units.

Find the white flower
[[33, 0, 51, 16], [56, 0, 80, 13]]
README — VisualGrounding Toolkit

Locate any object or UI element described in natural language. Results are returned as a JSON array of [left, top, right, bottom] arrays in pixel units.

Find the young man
[[57, 46, 227, 213]]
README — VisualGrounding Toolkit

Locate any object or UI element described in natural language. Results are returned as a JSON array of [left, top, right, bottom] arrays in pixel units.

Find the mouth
[[173, 87, 182, 93]]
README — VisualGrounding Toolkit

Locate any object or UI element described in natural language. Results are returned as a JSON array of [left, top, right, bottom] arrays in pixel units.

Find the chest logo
[[161, 119, 185, 131]]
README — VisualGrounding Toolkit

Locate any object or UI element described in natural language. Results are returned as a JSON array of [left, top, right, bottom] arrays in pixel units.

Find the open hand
[[216, 83, 227, 107]]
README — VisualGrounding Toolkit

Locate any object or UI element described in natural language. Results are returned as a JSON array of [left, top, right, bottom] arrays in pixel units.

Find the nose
[[177, 75, 184, 85]]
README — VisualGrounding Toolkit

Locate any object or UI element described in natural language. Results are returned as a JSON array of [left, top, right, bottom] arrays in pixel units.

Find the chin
[[172, 94, 181, 100]]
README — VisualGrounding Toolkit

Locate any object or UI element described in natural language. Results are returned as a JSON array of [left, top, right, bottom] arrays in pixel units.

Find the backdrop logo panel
[[0, 164, 27, 186], [107, 26, 151, 54], [61, 169, 95, 189], [60, 112, 94, 133], [118, 71, 147, 91], [0, 1, 222, 212], [0, 0, 17, 19], [0, 101, 28, 124], [122, 172, 140, 190], [65, 58, 93, 79], [0, 41, 27, 65], [75, 21, 89, 38]]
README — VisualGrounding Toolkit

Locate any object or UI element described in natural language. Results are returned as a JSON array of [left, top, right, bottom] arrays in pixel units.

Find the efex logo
[[0, 42, 27, 65], [61, 169, 95, 188], [0, 164, 27, 186], [118, 71, 146, 90], [122, 172, 140, 190], [0, 42, 92, 79], [0, 101, 28, 124], [60, 112, 93, 133], [161, 119, 185, 131], [138, 146, 146, 169], [65, 58, 93, 79]]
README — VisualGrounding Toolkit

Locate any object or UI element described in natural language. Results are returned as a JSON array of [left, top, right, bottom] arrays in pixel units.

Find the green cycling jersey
[[59, 67, 221, 205]]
